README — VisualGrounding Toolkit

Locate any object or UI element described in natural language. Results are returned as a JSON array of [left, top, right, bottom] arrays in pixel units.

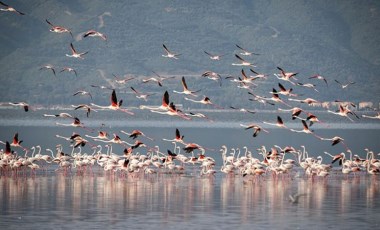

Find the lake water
[[0, 112, 380, 229]]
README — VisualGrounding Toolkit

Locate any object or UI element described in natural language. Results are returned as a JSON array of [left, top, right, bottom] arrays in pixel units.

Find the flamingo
[[113, 73, 135, 84], [130, 87, 155, 101], [151, 101, 191, 120], [335, 79, 355, 89], [83, 30, 107, 41], [229, 106, 256, 114], [273, 83, 297, 97], [235, 44, 260, 56], [184, 96, 223, 109], [203, 51, 226, 60], [60, 67, 77, 77], [309, 74, 328, 86], [141, 71, 175, 87], [66, 43, 88, 59], [263, 116, 288, 129], [45, 19, 73, 38], [72, 104, 97, 117], [0, 1, 24, 15], [232, 54, 255, 66], [288, 97, 320, 105], [8, 102, 29, 112], [362, 112, 380, 120], [289, 120, 323, 139], [39, 65, 56, 76], [240, 123, 269, 137], [162, 44, 181, 59], [90, 89, 134, 115], [163, 128, 186, 144], [121, 130, 154, 141], [72, 90, 92, 99], [327, 104, 359, 122], [296, 82, 319, 92], [173, 76, 201, 97], [201, 71, 222, 86], [275, 67, 298, 85], [139, 90, 170, 111], [278, 107, 303, 120], [43, 112, 73, 118]]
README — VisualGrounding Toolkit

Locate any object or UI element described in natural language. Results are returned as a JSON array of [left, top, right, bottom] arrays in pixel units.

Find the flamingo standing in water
[[91, 89, 134, 115]]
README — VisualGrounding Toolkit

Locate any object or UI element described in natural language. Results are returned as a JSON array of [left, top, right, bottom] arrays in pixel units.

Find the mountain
[[0, 0, 379, 108]]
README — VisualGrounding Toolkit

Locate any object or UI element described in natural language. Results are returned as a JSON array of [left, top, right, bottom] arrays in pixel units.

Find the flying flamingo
[[288, 97, 320, 105], [272, 83, 297, 97], [230, 106, 256, 114], [55, 117, 93, 132], [150, 102, 191, 120], [232, 54, 255, 66], [184, 96, 223, 109], [60, 67, 77, 77], [141, 71, 175, 87], [334, 79, 355, 89], [162, 44, 181, 59], [39, 65, 56, 76], [296, 82, 319, 92], [278, 107, 303, 120], [173, 76, 201, 97], [130, 87, 155, 101], [240, 123, 269, 137], [263, 116, 288, 129], [6, 102, 30, 112], [320, 136, 348, 149], [0, 1, 24, 15], [275, 67, 298, 85], [201, 71, 222, 86], [45, 19, 73, 38], [121, 130, 154, 141], [91, 89, 134, 115], [327, 104, 359, 122], [235, 44, 260, 56], [139, 90, 170, 111], [83, 30, 107, 41], [43, 112, 73, 118], [113, 73, 135, 84], [203, 51, 226, 60], [72, 104, 98, 117], [289, 120, 323, 139], [163, 128, 186, 144], [362, 112, 380, 120], [66, 43, 88, 59], [73, 90, 92, 99], [309, 75, 328, 87]]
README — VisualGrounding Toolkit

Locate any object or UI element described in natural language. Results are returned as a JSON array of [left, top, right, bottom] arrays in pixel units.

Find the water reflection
[[0, 175, 379, 229]]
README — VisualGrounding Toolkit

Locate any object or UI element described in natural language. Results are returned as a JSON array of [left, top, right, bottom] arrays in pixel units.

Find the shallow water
[[1, 120, 380, 229], [0, 172, 379, 229]]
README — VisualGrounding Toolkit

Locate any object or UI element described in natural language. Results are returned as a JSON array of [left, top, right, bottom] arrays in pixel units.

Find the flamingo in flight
[[55, 117, 93, 132], [83, 30, 107, 41], [73, 90, 92, 99], [91, 89, 134, 115], [230, 106, 256, 114], [7, 102, 30, 112], [335, 79, 355, 89], [163, 128, 186, 144], [130, 87, 155, 101], [235, 44, 260, 56], [141, 71, 175, 87], [272, 83, 297, 97], [320, 136, 348, 149], [45, 19, 73, 38], [162, 44, 181, 59], [0, 1, 24, 15], [72, 104, 98, 117], [289, 120, 322, 139], [113, 73, 135, 84], [66, 43, 88, 59], [278, 107, 304, 120], [184, 96, 223, 109], [309, 74, 328, 87], [288, 97, 320, 105], [202, 71, 222, 86], [232, 54, 255, 67], [121, 130, 154, 141], [204, 51, 226, 60], [327, 104, 359, 122], [275, 67, 298, 85], [60, 67, 77, 77], [362, 112, 380, 120], [151, 101, 191, 120], [296, 82, 319, 92], [263, 116, 288, 129], [240, 123, 269, 137], [39, 65, 56, 76], [140, 90, 170, 111], [173, 76, 201, 97], [43, 112, 73, 118]]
